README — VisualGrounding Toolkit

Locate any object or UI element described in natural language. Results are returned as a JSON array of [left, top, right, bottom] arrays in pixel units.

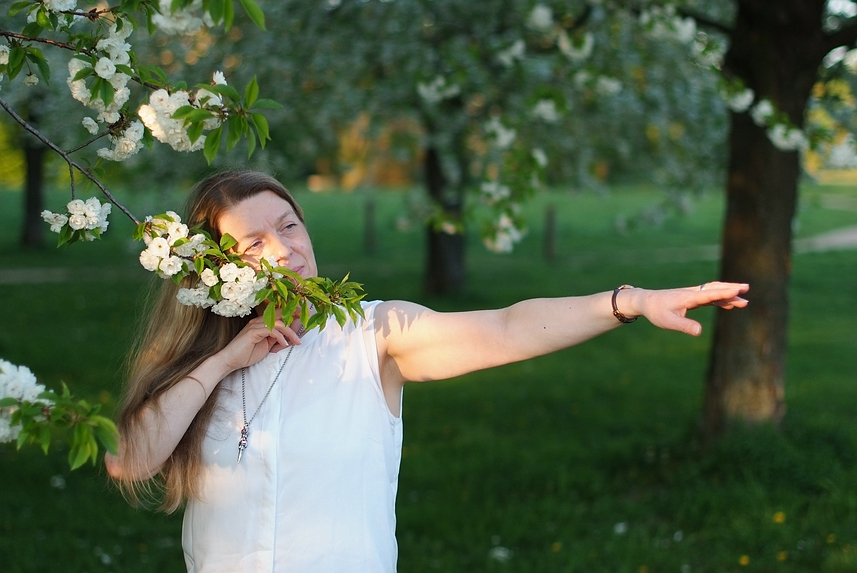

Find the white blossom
[[138, 89, 206, 152], [82, 116, 99, 134], [750, 99, 775, 126], [531, 99, 560, 122], [1, 359, 48, 444], [43, 0, 77, 12], [68, 213, 88, 230], [177, 285, 216, 308], [174, 233, 207, 257], [152, 0, 213, 35], [139, 249, 161, 272], [595, 76, 622, 95], [527, 5, 554, 32], [485, 118, 516, 149], [827, 134, 857, 168], [212, 299, 254, 318], [41, 211, 68, 233], [532, 147, 548, 168], [159, 255, 185, 276], [218, 262, 241, 283], [558, 32, 594, 61], [417, 76, 461, 104], [480, 181, 511, 204], [725, 88, 755, 113], [147, 236, 170, 259], [94, 57, 116, 79], [767, 123, 807, 151], [200, 268, 219, 287], [23, 74, 39, 86], [97, 120, 145, 162], [496, 39, 525, 67], [221, 281, 255, 301], [483, 213, 525, 253], [0, 46, 9, 66]]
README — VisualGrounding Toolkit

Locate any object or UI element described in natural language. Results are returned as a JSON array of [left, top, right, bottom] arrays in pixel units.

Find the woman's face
[[218, 190, 318, 279]]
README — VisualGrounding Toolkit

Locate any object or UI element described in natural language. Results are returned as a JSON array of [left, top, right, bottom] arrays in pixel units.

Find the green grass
[[1, 182, 856, 573]]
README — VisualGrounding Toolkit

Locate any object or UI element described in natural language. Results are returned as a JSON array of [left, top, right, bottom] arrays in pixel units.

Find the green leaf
[[244, 76, 259, 107], [225, 115, 243, 150], [251, 112, 270, 145], [194, 256, 205, 274], [0, 397, 18, 407], [223, 0, 235, 29], [238, 0, 266, 29], [207, 83, 241, 102], [39, 425, 51, 454], [246, 128, 256, 158], [26, 48, 51, 84], [92, 418, 119, 455], [72, 66, 94, 81], [306, 311, 326, 331], [219, 233, 237, 252], [187, 120, 204, 144], [263, 300, 276, 330], [7, 46, 26, 79], [36, 7, 51, 28], [332, 305, 347, 327], [57, 224, 73, 247], [8, 1, 32, 17], [21, 22, 44, 38], [100, 79, 114, 107], [208, 0, 225, 24], [300, 301, 309, 326], [250, 98, 282, 110], [172, 105, 197, 119]]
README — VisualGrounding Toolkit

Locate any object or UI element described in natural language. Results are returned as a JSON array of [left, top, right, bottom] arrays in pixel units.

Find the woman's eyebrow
[[235, 211, 293, 244]]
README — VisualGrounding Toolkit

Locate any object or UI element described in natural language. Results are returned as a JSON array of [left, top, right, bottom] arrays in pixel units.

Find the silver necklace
[[237, 326, 305, 464]]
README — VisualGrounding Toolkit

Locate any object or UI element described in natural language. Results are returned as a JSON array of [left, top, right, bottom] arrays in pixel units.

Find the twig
[[0, 96, 140, 225]]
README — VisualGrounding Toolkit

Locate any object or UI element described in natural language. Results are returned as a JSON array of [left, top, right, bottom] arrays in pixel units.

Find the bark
[[423, 145, 466, 296], [702, 0, 828, 441]]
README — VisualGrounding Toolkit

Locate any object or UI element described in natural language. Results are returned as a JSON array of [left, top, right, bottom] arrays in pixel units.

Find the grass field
[[1, 181, 856, 573]]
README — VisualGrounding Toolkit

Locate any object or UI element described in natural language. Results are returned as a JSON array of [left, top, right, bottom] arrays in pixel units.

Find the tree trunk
[[702, 0, 828, 441], [423, 145, 465, 296], [20, 139, 47, 248]]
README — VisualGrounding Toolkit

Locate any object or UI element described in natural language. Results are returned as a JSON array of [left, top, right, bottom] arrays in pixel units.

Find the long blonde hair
[[114, 170, 304, 512]]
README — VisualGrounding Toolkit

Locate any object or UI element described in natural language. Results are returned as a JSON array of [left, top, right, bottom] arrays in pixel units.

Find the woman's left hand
[[623, 282, 749, 336]]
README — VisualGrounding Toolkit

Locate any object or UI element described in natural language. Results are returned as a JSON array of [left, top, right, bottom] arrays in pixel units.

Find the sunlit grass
[[1, 182, 856, 572]]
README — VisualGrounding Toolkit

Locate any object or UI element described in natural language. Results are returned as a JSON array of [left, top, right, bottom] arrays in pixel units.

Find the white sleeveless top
[[182, 301, 403, 573]]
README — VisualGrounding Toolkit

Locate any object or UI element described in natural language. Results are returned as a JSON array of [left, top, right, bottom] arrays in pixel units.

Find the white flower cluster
[[767, 123, 808, 152], [41, 197, 111, 239], [0, 45, 8, 66], [724, 87, 755, 113], [152, 0, 214, 35], [138, 72, 226, 152], [97, 120, 145, 161], [485, 117, 516, 149], [43, 0, 77, 12], [527, 4, 554, 32], [483, 213, 525, 254], [558, 32, 594, 61], [531, 99, 560, 123], [639, 6, 697, 44], [0, 359, 47, 444], [202, 263, 266, 318], [138, 212, 268, 318], [496, 40, 525, 68], [480, 180, 511, 204], [139, 211, 206, 277], [827, 134, 857, 168], [66, 22, 133, 126], [417, 76, 461, 104]]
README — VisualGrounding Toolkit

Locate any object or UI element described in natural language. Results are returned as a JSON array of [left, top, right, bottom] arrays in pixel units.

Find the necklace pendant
[[237, 425, 249, 464]]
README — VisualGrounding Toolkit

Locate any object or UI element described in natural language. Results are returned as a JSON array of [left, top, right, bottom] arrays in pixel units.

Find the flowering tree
[[0, 0, 364, 463]]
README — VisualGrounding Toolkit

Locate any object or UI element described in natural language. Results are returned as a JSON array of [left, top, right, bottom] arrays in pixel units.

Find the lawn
[[1, 181, 856, 573]]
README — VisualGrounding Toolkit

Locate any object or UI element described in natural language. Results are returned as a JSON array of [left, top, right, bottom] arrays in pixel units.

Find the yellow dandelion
[[739, 555, 750, 566], [772, 511, 786, 523], [827, 534, 837, 544], [777, 551, 788, 561], [551, 542, 562, 553]]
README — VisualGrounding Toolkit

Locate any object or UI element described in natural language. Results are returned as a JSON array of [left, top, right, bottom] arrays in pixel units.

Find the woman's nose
[[270, 238, 291, 264]]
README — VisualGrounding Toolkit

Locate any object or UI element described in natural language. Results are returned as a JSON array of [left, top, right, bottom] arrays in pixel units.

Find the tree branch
[[0, 29, 96, 57], [0, 96, 140, 225]]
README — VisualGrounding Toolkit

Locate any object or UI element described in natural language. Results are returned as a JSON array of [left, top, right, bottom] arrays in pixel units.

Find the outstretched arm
[[375, 282, 748, 392]]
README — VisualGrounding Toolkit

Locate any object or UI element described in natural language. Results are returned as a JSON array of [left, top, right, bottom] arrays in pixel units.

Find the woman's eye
[[244, 241, 262, 253]]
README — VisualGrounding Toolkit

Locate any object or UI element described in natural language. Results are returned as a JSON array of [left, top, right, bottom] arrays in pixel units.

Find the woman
[[106, 170, 749, 573]]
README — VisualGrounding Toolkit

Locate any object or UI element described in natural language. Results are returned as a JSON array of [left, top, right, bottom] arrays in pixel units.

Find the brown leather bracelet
[[612, 284, 638, 324]]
